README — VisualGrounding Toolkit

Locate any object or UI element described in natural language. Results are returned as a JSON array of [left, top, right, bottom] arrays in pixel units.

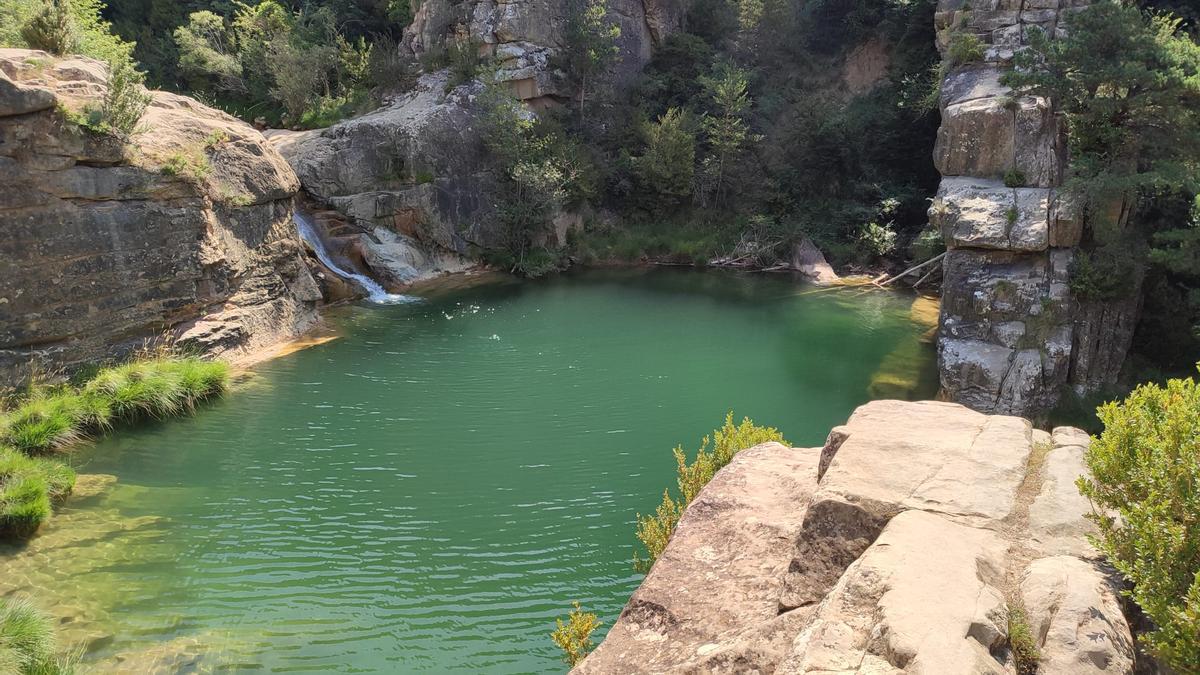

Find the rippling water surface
[[36, 268, 936, 672]]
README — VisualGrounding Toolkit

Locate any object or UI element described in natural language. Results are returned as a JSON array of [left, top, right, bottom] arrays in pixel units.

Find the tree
[[1077, 369, 1200, 670], [1003, 1, 1200, 232], [698, 61, 755, 206], [101, 54, 152, 136], [20, 0, 75, 55], [632, 107, 696, 210], [565, 0, 621, 121], [175, 10, 243, 93], [478, 82, 590, 275]]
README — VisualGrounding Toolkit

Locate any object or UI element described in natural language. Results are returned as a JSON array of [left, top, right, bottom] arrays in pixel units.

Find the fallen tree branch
[[878, 252, 946, 287]]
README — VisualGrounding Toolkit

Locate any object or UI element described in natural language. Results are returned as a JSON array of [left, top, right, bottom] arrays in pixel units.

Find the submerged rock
[[0, 49, 319, 382], [578, 401, 1139, 674]]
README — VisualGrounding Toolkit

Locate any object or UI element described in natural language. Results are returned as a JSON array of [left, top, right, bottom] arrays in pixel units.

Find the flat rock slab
[[780, 400, 1031, 609], [1021, 556, 1134, 674], [1028, 430, 1098, 557], [576, 443, 820, 674], [782, 509, 1010, 674]]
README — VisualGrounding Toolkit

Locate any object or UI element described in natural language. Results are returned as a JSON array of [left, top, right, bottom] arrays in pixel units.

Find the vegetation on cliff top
[[634, 412, 786, 571], [0, 355, 230, 539], [1078, 367, 1200, 670]]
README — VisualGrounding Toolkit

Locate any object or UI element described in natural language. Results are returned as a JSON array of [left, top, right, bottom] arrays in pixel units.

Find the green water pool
[[6, 268, 938, 673]]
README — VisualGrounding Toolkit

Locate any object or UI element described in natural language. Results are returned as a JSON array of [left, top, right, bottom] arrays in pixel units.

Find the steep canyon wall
[[0, 49, 320, 383]]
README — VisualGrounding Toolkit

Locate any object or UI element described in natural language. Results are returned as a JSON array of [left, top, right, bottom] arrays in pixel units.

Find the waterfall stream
[[293, 211, 417, 305]]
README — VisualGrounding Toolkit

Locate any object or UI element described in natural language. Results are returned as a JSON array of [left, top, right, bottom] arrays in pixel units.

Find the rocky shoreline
[[578, 400, 1143, 674]]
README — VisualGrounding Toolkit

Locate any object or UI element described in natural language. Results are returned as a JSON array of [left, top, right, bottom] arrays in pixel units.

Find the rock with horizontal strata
[[0, 49, 319, 382]]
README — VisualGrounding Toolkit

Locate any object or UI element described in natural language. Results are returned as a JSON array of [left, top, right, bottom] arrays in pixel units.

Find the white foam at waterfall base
[[293, 212, 419, 305]]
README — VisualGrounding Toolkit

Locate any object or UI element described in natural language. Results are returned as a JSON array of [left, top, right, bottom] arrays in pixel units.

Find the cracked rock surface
[[577, 401, 1137, 674]]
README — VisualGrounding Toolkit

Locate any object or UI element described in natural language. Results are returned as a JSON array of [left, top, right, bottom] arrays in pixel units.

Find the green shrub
[[1007, 602, 1040, 675], [445, 39, 481, 89], [160, 150, 212, 182], [1077, 369, 1200, 670], [1003, 167, 1026, 188], [0, 597, 74, 674], [858, 221, 897, 258], [550, 601, 600, 667], [20, 0, 75, 55], [634, 412, 786, 571], [1005, 205, 1019, 225], [946, 32, 985, 66], [101, 55, 151, 137]]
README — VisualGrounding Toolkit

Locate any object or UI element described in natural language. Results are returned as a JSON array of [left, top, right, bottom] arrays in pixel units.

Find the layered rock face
[[403, 0, 684, 103], [931, 0, 1139, 416], [579, 400, 1138, 674], [0, 49, 320, 382]]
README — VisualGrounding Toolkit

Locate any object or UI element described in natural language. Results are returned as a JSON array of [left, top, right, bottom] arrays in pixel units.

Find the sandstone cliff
[[931, 0, 1139, 416], [579, 400, 1139, 674], [0, 49, 321, 383]]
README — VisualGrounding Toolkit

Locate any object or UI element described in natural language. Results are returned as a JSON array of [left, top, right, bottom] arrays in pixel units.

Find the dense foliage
[[633, 413, 786, 571], [1078, 369, 1200, 670]]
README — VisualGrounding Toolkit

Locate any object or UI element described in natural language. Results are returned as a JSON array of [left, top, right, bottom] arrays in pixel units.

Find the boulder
[[931, 178, 1051, 252], [1020, 556, 1135, 674], [0, 50, 319, 382], [790, 238, 840, 284], [780, 400, 1032, 608], [268, 75, 492, 266], [576, 443, 820, 674], [782, 510, 1010, 674]]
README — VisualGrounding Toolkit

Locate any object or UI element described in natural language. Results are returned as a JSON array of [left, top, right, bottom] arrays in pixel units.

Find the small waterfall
[[293, 211, 417, 305]]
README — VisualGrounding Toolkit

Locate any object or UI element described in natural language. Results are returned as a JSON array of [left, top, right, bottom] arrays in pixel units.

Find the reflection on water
[[1, 268, 937, 673]]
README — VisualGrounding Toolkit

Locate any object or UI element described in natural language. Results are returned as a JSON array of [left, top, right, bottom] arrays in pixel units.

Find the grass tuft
[[0, 354, 227, 539], [0, 596, 75, 674]]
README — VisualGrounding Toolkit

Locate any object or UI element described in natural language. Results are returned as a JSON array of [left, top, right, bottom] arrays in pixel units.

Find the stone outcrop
[[579, 400, 1140, 674], [267, 75, 491, 287], [931, 0, 1139, 417], [402, 0, 684, 103], [0, 49, 320, 382]]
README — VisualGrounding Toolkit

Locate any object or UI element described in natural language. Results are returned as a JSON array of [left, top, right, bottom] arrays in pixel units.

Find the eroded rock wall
[[0, 49, 320, 383], [931, 0, 1139, 416], [403, 0, 684, 103], [578, 400, 1137, 674]]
